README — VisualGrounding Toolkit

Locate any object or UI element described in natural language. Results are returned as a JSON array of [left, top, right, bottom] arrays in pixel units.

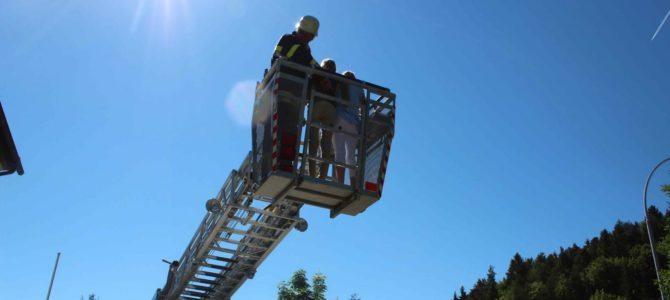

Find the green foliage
[[456, 183, 670, 300], [656, 184, 670, 296], [458, 286, 467, 300], [662, 184, 670, 198], [528, 281, 547, 300], [486, 266, 499, 300], [589, 289, 625, 300], [454, 266, 499, 300], [312, 273, 327, 300], [276, 269, 331, 300]]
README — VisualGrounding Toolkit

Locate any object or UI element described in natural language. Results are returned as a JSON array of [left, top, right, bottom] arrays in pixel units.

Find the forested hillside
[[456, 185, 670, 300]]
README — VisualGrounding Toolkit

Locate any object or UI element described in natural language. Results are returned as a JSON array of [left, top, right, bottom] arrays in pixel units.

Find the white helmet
[[295, 15, 319, 36]]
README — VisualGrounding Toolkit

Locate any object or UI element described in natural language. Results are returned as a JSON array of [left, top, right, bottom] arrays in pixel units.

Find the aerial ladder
[[153, 59, 396, 300]]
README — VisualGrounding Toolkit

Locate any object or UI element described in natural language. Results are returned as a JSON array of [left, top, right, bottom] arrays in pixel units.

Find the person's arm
[[303, 44, 318, 68], [271, 35, 288, 66]]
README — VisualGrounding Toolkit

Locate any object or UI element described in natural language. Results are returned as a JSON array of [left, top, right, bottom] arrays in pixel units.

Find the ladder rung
[[196, 270, 224, 278], [181, 290, 208, 298], [220, 227, 278, 241], [186, 284, 214, 293], [207, 255, 237, 264], [211, 246, 262, 260], [229, 204, 295, 220], [218, 238, 268, 250], [229, 215, 286, 230], [209, 260, 255, 270], [192, 277, 218, 285], [210, 246, 237, 255], [199, 263, 232, 271]]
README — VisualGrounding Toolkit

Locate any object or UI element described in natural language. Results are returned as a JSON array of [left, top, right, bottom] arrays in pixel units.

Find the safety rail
[[253, 59, 395, 202]]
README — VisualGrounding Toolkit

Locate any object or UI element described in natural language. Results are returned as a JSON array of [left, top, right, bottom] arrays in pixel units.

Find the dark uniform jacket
[[271, 32, 318, 67]]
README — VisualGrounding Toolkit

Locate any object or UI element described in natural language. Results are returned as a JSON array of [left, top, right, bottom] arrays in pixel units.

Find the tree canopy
[[277, 269, 361, 300], [456, 183, 670, 300], [277, 269, 327, 300]]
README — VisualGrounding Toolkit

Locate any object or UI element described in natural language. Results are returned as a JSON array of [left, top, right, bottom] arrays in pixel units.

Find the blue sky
[[1, 0, 670, 299]]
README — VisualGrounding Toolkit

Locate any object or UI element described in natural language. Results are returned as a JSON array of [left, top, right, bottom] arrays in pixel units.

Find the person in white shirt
[[332, 71, 364, 189]]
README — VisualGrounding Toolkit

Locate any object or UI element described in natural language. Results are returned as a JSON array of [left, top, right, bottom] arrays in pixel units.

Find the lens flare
[[225, 80, 257, 126], [130, 0, 191, 38]]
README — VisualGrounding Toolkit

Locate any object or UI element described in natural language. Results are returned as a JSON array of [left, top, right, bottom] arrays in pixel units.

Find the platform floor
[[254, 171, 380, 217]]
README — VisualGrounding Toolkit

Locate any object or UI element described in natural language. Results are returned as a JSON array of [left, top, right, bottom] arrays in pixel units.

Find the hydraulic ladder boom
[[154, 153, 305, 300], [154, 59, 395, 300]]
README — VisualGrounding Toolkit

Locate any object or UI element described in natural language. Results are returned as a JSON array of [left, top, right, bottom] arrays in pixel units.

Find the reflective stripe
[[274, 45, 283, 55], [286, 44, 301, 58]]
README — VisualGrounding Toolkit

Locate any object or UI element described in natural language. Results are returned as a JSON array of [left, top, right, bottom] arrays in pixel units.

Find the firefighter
[[271, 15, 320, 67], [269, 16, 321, 173]]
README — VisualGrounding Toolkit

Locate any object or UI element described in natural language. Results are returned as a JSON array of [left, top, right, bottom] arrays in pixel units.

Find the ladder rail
[[157, 153, 303, 300], [211, 203, 301, 298], [162, 154, 253, 299]]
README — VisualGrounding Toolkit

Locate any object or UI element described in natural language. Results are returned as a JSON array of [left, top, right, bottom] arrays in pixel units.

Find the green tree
[[583, 256, 622, 293], [500, 253, 531, 300], [589, 289, 625, 300], [459, 188, 670, 300], [277, 269, 327, 300], [653, 182, 670, 296], [468, 278, 487, 299], [312, 273, 327, 300], [485, 266, 499, 300], [528, 281, 547, 300], [462, 266, 499, 300], [459, 286, 467, 300]]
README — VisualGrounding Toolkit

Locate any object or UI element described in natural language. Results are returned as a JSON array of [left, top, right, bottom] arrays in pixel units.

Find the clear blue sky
[[2, 0, 670, 299]]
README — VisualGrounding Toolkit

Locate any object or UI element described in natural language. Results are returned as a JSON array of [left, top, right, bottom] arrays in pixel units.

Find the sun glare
[[130, 0, 191, 38]]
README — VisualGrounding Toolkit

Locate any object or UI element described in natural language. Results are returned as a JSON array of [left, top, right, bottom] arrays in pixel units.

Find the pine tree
[[459, 286, 467, 300], [485, 266, 498, 300]]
